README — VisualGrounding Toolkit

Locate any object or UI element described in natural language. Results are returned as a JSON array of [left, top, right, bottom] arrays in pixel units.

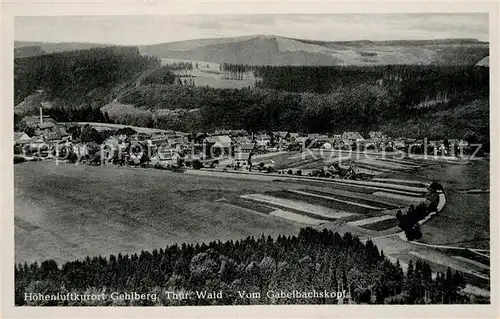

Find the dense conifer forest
[[15, 228, 474, 306], [14, 46, 161, 121]]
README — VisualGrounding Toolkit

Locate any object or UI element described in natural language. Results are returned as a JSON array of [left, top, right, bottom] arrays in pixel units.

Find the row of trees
[[396, 185, 441, 240], [164, 61, 194, 71], [15, 228, 472, 306], [220, 63, 253, 80]]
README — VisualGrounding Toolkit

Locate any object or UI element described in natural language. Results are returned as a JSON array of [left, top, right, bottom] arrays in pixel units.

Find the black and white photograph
[[4, 6, 496, 314]]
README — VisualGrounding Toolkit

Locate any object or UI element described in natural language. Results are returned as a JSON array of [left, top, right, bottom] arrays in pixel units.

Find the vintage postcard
[[1, 1, 498, 318]]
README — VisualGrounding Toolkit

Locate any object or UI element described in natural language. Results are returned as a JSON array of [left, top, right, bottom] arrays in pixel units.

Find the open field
[[240, 193, 356, 219], [268, 190, 381, 214], [161, 58, 257, 89], [371, 235, 490, 290], [15, 161, 306, 264], [269, 209, 328, 225], [261, 151, 490, 250], [358, 218, 399, 231], [15, 159, 429, 265], [252, 150, 426, 176]]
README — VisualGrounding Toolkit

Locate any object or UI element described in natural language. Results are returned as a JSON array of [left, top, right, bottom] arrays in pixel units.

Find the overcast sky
[[15, 14, 489, 45]]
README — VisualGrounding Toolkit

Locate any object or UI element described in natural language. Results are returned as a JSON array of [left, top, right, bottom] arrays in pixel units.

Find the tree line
[[15, 228, 473, 306], [220, 63, 252, 80], [164, 61, 194, 71]]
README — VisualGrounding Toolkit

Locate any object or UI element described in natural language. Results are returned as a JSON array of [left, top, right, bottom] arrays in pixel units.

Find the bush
[[68, 152, 78, 164], [287, 169, 293, 175], [14, 145, 23, 155], [192, 159, 203, 170], [296, 169, 302, 176], [14, 156, 26, 164]]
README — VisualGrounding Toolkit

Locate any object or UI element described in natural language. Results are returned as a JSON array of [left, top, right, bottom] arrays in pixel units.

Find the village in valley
[[14, 111, 474, 176]]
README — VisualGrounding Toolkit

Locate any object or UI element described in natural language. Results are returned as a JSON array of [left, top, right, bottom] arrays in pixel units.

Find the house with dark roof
[[24, 116, 68, 143], [273, 131, 290, 142]]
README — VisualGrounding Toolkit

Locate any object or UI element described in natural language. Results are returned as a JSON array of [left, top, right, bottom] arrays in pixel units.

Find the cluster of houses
[[14, 115, 71, 157], [14, 115, 473, 168]]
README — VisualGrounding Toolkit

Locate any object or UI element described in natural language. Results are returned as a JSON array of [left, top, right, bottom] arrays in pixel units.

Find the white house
[[233, 152, 252, 169], [14, 132, 31, 145]]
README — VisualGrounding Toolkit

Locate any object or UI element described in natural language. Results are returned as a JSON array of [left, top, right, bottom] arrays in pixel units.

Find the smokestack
[[40, 104, 43, 124]]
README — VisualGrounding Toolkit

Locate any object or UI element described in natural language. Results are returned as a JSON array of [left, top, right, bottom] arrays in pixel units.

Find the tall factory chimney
[[37, 89, 44, 124]]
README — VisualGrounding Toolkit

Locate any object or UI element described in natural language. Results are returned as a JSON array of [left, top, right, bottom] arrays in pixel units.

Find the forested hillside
[[14, 46, 161, 121], [247, 64, 487, 96], [107, 69, 488, 146], [15, 228, 472, 306]]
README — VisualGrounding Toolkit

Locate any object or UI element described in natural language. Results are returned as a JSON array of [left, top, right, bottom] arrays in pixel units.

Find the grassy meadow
[[14, 161, 305, 264]]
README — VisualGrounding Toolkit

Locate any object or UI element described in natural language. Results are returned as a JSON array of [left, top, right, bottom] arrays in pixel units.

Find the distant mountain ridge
[[15, 35, 489, 65], [14, 46, 47, 58], [14, 41, 112, 58]]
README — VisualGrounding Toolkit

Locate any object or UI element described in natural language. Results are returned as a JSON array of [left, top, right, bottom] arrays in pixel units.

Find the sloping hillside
[[145, 36, 342, 65], [14, 92, 53, 117], [138, 35, 489, 66], [141, 34, 261, 52]]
